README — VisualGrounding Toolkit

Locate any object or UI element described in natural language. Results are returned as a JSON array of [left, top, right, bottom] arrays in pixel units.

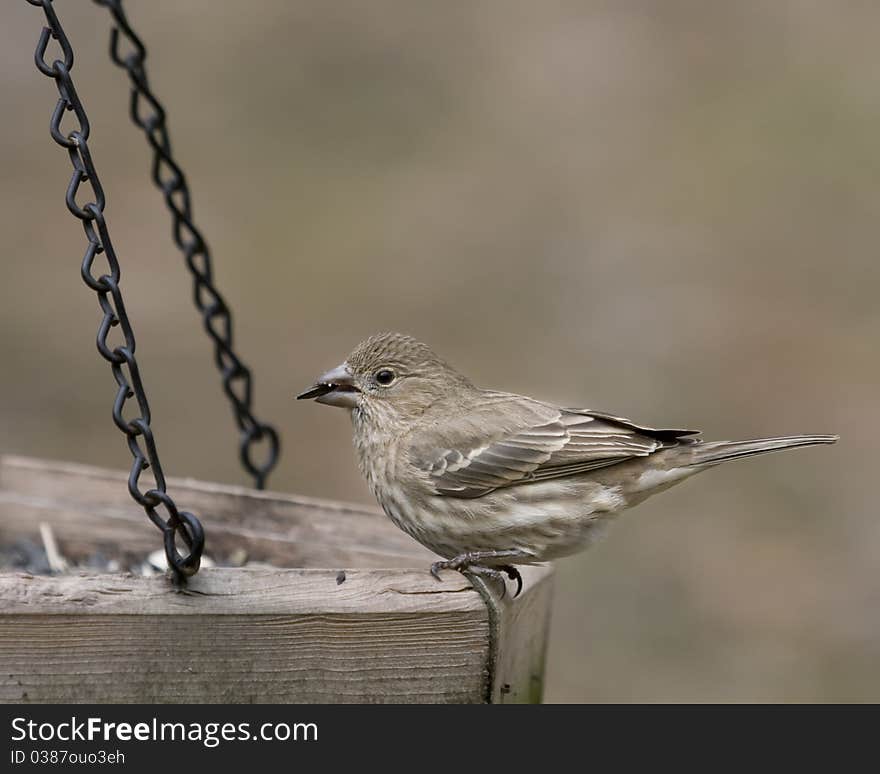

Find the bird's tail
[[687, 434, 838, 467]]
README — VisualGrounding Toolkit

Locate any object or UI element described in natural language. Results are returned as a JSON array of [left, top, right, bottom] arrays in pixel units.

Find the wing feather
[[411, 394, 699, 498]]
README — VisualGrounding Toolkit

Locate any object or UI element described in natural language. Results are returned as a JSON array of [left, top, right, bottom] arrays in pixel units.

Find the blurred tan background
[[3, 1, 878, 701]]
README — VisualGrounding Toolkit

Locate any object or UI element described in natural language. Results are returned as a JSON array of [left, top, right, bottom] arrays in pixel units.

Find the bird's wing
[[409, 394, 699, 498]]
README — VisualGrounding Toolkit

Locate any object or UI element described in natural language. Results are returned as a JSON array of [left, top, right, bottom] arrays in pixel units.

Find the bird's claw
[[500, 565, 523, 598], [429, 556, 523, 599]]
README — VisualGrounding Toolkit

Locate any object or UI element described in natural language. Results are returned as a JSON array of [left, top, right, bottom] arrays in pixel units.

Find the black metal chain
[[26, 0, 203, 584], [92, 0, 280, 491]]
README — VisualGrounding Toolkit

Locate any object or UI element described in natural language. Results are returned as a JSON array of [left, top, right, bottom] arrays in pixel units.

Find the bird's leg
[[460, 564, 509, 598], [430, 549, 528, 578], [430, 549, 530, 598]]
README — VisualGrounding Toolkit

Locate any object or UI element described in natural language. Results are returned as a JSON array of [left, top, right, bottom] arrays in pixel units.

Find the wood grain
[[0, 454, 436, 567], [0, 569, 492, 703], [0, 455, 554, 703], [490, 569, 554, 703]]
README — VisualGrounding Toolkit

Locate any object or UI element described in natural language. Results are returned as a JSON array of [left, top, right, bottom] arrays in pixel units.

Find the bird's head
[[297, 332, 474, 424]]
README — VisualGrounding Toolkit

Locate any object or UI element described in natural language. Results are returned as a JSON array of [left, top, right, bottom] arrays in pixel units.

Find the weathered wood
[[0, 455, 554, 703], [0, 569, 489, 703], [485, 570, 554, 703], [0, 454, 436, 567]]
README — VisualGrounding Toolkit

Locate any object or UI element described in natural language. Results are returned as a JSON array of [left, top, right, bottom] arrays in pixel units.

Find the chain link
[[93, 0, 280, 490], [27, 0, 203, 584]]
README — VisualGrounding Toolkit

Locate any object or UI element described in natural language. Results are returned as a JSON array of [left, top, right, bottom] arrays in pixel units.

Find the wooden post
[[0, 455, 553, 704]]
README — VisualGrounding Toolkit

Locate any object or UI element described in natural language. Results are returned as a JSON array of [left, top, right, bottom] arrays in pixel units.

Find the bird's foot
[[430, 550, 528, 598]]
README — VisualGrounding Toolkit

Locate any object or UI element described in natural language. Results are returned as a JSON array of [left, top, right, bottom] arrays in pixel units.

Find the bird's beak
[[296, 362, 361, 408]]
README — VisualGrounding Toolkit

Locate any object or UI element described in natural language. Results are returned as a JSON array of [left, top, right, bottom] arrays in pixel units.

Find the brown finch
[[298, 332, 837, 596]]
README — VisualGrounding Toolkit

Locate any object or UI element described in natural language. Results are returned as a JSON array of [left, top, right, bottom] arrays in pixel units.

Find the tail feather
[[687, 435, 838, 467]]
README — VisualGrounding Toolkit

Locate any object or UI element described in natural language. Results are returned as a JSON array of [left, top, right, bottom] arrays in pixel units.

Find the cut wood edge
[[0, 565, 551, 615], [0, 567, 492, 704], [0, 567, 486, 615]]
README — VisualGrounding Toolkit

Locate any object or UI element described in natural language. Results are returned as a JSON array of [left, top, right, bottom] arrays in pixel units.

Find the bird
[[297, 332, 837, 597]]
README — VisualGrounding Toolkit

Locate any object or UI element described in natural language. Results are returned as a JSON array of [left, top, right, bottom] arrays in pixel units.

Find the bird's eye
[[374, 369, 395, 386]]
